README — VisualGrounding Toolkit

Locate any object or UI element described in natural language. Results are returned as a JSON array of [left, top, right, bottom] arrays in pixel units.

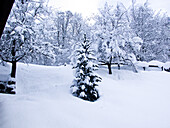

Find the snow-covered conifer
[[71, 34, 101, 102]]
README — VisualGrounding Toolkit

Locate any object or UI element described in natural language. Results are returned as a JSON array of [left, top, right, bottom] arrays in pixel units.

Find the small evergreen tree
[[71, 34, 101, 102]]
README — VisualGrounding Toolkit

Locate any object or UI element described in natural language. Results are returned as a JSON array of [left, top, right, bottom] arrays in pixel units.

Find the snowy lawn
[[0, 63, 170, 128]]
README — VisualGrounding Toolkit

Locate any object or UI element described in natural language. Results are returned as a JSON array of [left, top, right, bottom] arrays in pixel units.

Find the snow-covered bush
[[0, 65, 16, 94], [71, 35, 101, 102], [164, 62, 170, 72]]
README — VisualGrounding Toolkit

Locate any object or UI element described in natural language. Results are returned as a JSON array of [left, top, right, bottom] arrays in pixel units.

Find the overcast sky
[[48, 0, 170, 17]]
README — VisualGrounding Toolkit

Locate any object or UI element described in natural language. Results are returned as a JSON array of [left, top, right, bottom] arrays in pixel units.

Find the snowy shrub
[[164, 62, 170, 72], [71, 35, 101, 102]]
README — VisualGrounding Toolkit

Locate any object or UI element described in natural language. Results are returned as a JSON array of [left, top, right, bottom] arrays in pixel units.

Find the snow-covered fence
[[148, 61, 164, 71], [135, 60, 170, 72], [135, 61, 164, 71], [99, 57, 138, 73]]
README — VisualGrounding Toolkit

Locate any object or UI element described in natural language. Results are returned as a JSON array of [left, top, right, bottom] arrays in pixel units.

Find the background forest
[[0, 0, 169, 68]]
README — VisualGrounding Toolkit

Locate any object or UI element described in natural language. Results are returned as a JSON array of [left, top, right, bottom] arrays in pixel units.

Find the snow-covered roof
[[148, 60, 164, 67]]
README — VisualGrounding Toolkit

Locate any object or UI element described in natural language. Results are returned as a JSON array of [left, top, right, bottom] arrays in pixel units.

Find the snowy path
[[0, 63, 170, 128]]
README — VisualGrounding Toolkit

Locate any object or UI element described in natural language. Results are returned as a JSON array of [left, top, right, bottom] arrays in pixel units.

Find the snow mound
[[135, 61, 148, 67]]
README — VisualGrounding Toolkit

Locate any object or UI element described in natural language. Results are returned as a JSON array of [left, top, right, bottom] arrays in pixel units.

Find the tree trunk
[[11, 39, 16, 78], [108, 63, 112, 74], [118, 64, 120, 70], [11, 61, 16, 78], [107, 56, 112, 74]]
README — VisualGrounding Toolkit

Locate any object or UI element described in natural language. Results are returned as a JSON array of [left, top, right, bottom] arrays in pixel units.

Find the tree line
[[0, 0, 169, 77]]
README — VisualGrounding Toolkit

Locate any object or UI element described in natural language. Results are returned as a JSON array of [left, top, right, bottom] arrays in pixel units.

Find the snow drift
[[0, 63, 170, 128]]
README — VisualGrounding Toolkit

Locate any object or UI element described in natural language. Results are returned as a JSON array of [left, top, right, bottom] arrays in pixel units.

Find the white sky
[[48, 0, 170, 17]]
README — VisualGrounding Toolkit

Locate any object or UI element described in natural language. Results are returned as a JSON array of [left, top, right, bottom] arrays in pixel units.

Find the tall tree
[[130, 1, 170, 62], [0, 0, 45, 78], [130, 1, 156, 61], [94, 2, 138, 74]]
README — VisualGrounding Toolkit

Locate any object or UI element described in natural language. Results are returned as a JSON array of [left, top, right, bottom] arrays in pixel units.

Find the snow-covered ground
[[0, 63, 170, 128]]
